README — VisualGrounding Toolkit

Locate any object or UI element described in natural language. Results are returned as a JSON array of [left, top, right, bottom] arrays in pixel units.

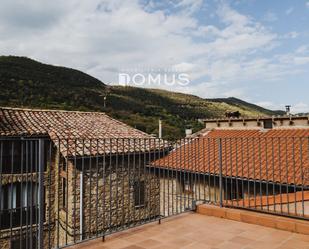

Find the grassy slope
[[0, 56, 283, 139], [0, 56, 107, 111]]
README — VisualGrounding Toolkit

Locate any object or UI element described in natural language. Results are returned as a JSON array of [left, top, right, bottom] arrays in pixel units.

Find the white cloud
[[283, 31, 299, 39], [255, 101, 282, 111], [255, 101, 276, 108], [306, 2, 309, 8], [0, 0, 307, 105], [174, 0, 203, 15], [296, 45, 309, 54], [263, 11, 278, 22], [256, 101, 309, 114], [277, 46, 309, 66], [0, 1, 274, 82], [285, 7, 294, 15], [173, 62, 197, 72], [293, 56, 309, 65], [293, 103, 309, 113]]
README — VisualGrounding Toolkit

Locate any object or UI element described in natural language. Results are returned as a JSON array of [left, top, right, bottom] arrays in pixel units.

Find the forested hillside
[[0, 56, 284, 139]]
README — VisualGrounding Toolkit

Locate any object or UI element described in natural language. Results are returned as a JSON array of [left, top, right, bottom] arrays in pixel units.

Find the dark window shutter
[[134, 181, 145, 207]]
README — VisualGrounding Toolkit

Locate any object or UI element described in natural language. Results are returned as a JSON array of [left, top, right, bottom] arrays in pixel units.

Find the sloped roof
[[152, 129, 309, 186], [0, 107, 150, 138], [0, 107, 165, 156], [226, 191, 309, 209]]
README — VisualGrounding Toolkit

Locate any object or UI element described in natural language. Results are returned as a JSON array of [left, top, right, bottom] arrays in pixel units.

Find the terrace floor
[[70, 212, 309, 249]]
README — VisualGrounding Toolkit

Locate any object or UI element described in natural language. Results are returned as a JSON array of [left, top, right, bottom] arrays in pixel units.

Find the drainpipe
[[158, 119, 162, 139], [80, 172, 83, 241]]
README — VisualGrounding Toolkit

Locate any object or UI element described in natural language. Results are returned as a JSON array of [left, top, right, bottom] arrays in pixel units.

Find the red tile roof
[[0, 107, 150, 139], [0, 107, 162, 156], [226, 191, 309, 208], [152, 129, 309, 185]]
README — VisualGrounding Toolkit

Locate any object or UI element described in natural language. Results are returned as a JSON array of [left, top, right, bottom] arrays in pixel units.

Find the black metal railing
[[0, 136, 308, 249]]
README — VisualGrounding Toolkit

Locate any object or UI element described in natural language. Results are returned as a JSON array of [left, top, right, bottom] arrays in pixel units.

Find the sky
[[1, 0, 309, 113]]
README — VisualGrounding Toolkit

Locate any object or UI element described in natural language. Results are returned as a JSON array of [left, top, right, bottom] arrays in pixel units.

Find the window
[[184, 179, 193, 193], [0, 182, 40, 229], [226, 182, 243, 200], [180, 178, 194, 194], [134, 181, 145, 207], [2, 140, 22, 173], [1, 140, 48, 174], [0, 182, 39, 210], [60, 156, 67, 171], [226, 182, 237, 200], [61, 177, 67, 210], [263, 119, 273, 129]]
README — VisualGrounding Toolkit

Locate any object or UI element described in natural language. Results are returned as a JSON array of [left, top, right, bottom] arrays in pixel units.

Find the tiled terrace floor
[[71, 212, 309, 249]]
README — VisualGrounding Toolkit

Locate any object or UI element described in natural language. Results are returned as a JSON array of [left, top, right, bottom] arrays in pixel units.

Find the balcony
[[1, 137, 308, 249], [69, 211, 309, 249]]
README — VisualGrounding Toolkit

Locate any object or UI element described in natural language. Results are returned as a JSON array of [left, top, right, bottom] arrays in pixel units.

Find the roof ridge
[[272, 127, 309, 130], [0, 106, 106, 115], [201, 115, 309, 122], [211, 127, 309, 131], [211, 128, 261, 131]]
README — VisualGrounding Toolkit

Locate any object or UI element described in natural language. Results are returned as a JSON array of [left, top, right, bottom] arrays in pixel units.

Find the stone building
[[199, 115, 309, 130], [0, 107, 164, 249]]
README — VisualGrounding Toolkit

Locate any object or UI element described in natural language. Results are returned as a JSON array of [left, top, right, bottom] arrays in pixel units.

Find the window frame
[[61, 177, 67, 211], [0, 182, 39, 211], [0, 182, 42, 229], [263, 119, 273, 129], [179, 178, 194, 195], [1, 140, 48, 174], [133, 180, 145, 208]]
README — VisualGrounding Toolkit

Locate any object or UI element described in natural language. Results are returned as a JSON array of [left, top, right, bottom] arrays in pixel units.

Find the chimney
[[185, 129, 192, 137], [285, 105, 291, 116], [158, 119, 162, 139]]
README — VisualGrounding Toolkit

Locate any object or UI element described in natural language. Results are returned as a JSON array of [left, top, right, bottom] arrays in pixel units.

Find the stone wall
[[159, 174, 222, 216], [0, 148, 163, 249], [204, 116, 309, 129], [0, 229, 53, 249], [158, 173, 302, 217], [55, 155, 160, 248]]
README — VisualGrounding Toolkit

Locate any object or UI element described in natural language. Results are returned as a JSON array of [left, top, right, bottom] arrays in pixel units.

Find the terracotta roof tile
[[0, 107, 165, 156], [226, 191, 309, 209], [152, 129, 309, 185]]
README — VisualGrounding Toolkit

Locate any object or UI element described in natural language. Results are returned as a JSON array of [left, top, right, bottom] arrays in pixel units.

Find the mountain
[[0, 56, 283, 139], [209, 97, 285, 116]]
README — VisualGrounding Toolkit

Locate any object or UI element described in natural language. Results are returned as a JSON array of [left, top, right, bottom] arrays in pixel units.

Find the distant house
[[199, 115, 309, 130], [151, 128, 309, 217], [0, 107, 164, 249]]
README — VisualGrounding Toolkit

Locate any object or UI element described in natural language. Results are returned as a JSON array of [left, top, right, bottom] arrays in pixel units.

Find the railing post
[[218, 138, 223, 208], [80, 171, 84, 241], [38, 139, 44, 249]]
